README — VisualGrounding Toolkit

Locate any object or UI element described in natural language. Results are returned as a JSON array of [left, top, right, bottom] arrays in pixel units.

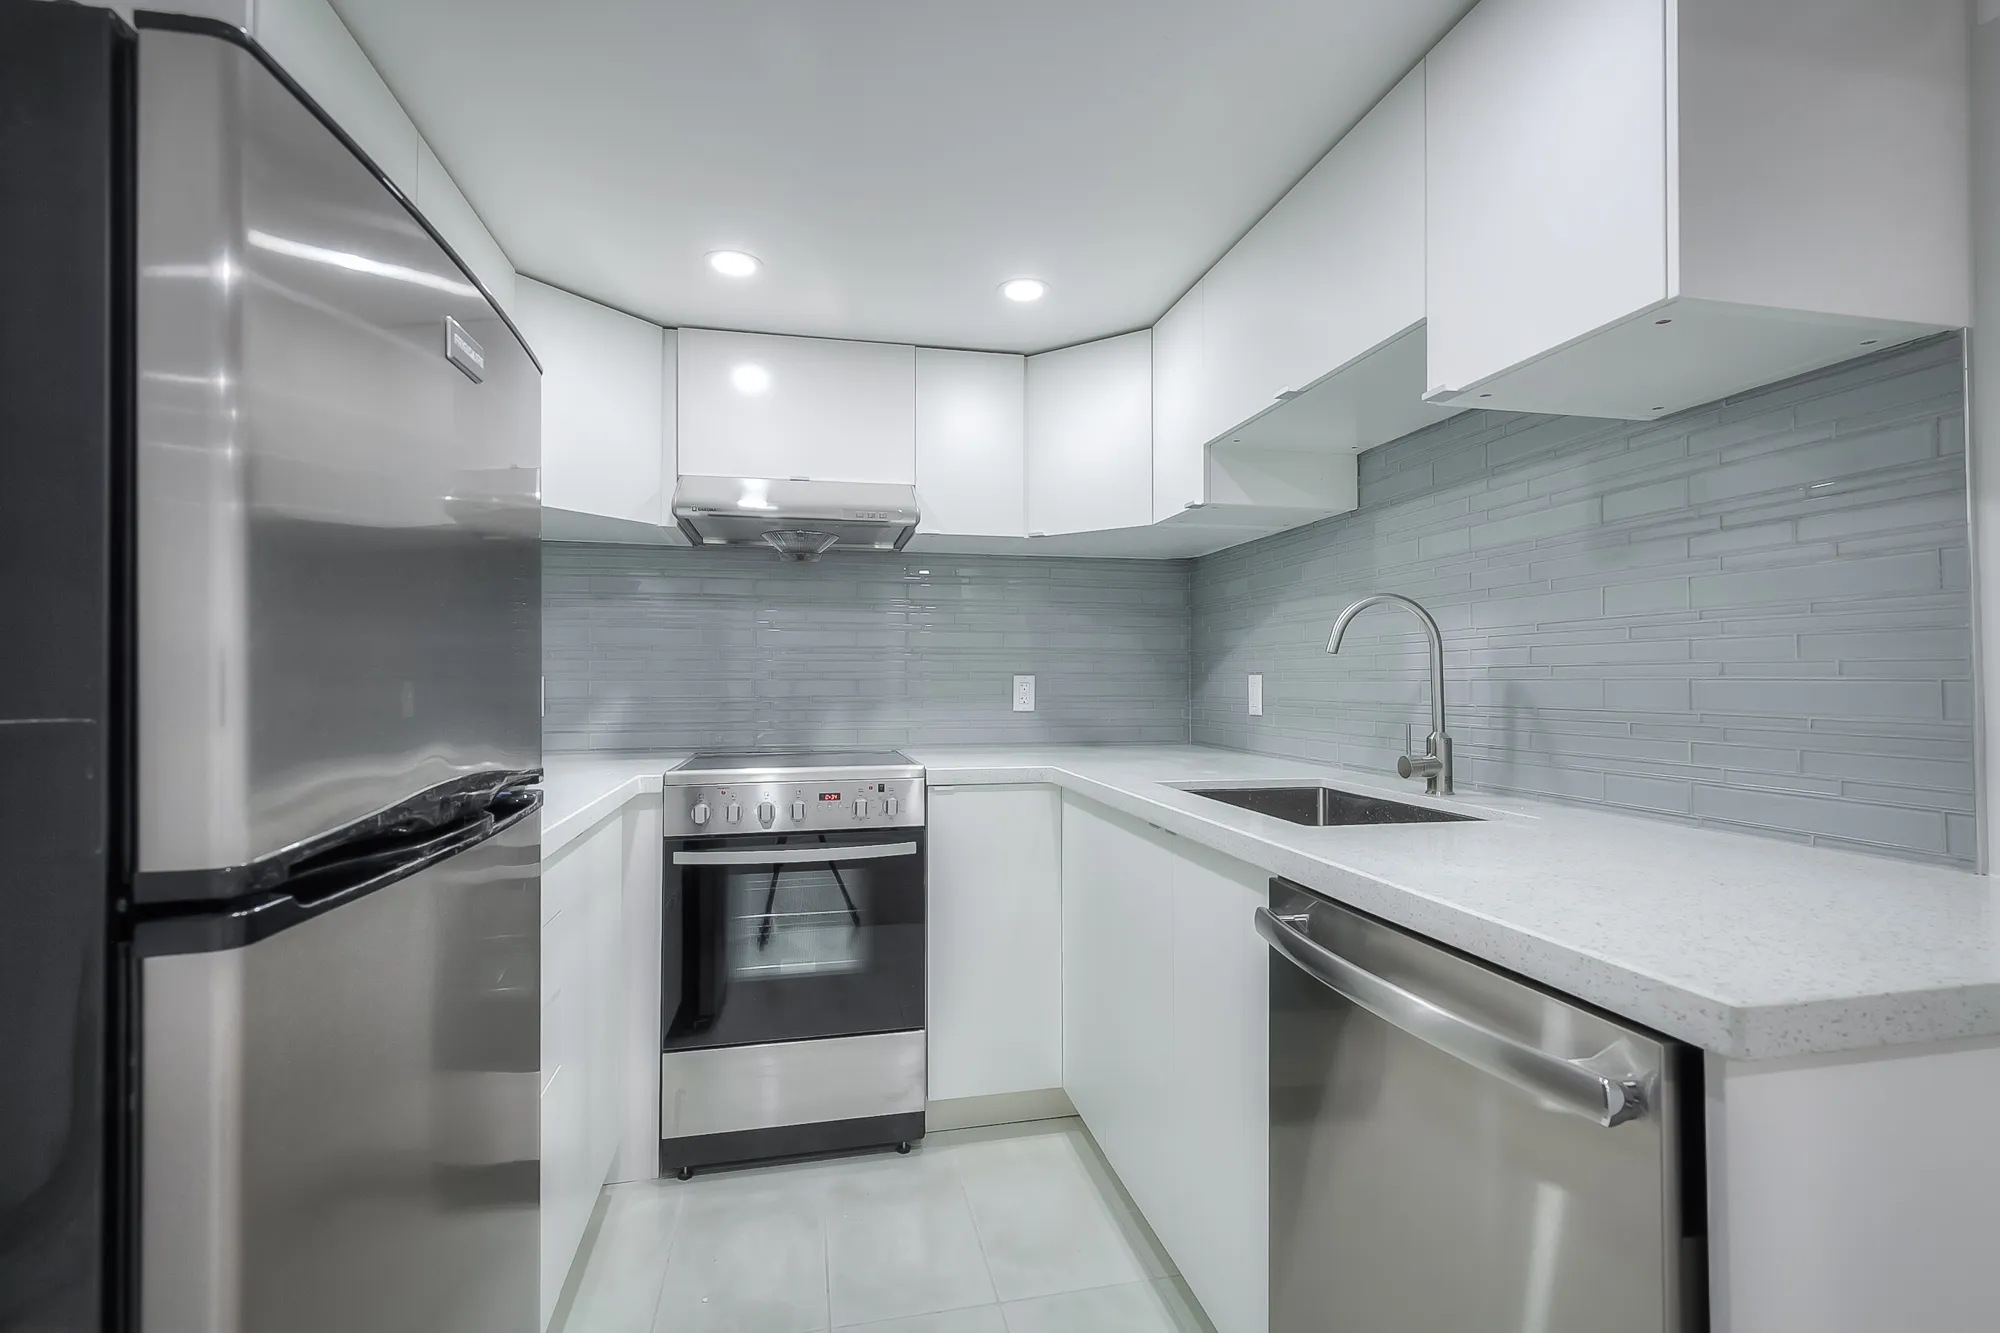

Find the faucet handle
[[1397, 753, 1445, 782]]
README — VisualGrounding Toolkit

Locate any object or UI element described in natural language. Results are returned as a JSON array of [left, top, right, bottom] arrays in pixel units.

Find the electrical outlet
[[1013, 674, 1036, 712], [1248, 673, 1263, 716]]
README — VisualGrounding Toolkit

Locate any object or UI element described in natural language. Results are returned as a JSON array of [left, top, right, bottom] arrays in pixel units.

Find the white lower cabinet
[[926, 785, 1064, 1100], [1061, 797, 1269, 1333], [539, 807, 630, 1329], [1164, 839, 1269, 1333]]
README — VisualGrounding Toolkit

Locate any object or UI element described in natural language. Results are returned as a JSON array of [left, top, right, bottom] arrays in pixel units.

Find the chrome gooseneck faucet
[[1327, 593, 1454, 795]]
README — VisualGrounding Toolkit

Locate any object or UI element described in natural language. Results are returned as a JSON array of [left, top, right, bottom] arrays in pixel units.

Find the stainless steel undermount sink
[[1184, 785, 1478, 827]]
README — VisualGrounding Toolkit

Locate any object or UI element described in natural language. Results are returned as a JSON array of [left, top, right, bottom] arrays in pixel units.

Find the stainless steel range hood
[[672, 476, 921, 559]]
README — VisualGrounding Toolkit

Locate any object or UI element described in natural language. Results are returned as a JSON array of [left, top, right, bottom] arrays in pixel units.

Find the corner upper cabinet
[[916, 348, 1027, 538], [1200, 64, 1448, 451], [1150, 281, 1209, 522], [678, 329, 917, 484], [1425, 0, 1968, 420], [1026, 330, 1153, 536], [1148, 65, 1437, 540], [515, 277, 671, 529]]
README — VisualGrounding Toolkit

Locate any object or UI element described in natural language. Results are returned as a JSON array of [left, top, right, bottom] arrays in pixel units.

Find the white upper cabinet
[[1425, 0, 1968, 420], [414, 142, 517, 313], [1026, 330, 1153, 537], [1147, 64, 1441, 544], [916, 348, 1027, 538], [1150, 281, 1208, 522], [677, 329, 917, 484], [255, 0, 421, 196], [251, 1, 517, 311], [1202, 64, 1430, 440], [515, 278, 670, 528]]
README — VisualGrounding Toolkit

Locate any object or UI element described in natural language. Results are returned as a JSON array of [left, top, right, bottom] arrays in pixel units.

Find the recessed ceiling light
[[1000, 277, 1048, 303], [730, 363, 771, 395], [707, 250, 761, 278]]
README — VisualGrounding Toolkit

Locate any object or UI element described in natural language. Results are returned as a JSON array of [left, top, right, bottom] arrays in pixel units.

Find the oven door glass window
[[664, 831, 925, 1051]]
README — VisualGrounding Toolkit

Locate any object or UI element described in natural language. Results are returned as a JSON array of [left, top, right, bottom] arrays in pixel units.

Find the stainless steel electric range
[[659, 750, 927, 1178]]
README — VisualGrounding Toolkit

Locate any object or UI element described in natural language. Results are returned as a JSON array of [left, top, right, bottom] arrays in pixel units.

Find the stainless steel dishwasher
[[1258, 881, 1704, 1333]]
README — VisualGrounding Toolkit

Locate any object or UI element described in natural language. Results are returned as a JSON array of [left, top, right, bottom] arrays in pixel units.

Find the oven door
[[663, 828, 925, 1053]]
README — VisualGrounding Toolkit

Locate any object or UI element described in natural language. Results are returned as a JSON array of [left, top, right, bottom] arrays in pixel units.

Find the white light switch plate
[[1249, 673, 1263, 716], [1013, 674, 1036, 712]]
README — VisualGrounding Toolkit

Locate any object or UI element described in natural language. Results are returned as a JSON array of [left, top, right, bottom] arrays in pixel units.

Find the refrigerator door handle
[[289, 812, 494, 900], [1254, 906, 1651, 1127]]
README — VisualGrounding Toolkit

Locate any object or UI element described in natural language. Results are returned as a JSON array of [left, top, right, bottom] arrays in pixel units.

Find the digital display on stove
[[819, 792, 842, 801]]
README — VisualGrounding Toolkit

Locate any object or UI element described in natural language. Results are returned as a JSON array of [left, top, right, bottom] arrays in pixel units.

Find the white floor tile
[[556, 1123, 1212, 1333], [562, 1184, 680, 1333], [949, 1122, 1172, 1301], [651, 1180, 829, 1333], [823, 1151, 997, 1326], [835, 1304, 1009, 1333], [999, 1278, 1212, 1333]]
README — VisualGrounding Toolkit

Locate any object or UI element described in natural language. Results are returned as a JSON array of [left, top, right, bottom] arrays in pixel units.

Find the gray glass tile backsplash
[[543, 548, 1192, 751], [547, 335, 1973, 866], [1193, 335, 1974, 865]]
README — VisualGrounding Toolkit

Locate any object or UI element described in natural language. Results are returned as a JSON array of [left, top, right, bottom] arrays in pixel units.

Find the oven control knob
[[758, 800, 776, 827], [725, 802, 741, 824], [887, 795, 900, 818], [791, 800, 806, 821], [854, 797, 869, 818], [690, 801, 710, 826]]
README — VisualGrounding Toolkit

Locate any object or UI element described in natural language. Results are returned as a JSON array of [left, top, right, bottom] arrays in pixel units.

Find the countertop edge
[[538, 749, 2000, 1063], [922, 757, 2000, 1064]]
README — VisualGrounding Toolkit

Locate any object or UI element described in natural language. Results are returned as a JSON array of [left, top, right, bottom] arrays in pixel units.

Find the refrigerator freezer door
[[135, 23, 540, 888], [140, 798, 541, 1333]]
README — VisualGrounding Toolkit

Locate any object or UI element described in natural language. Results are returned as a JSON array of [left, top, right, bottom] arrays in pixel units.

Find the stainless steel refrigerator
[[0, 5, 544, 1330]]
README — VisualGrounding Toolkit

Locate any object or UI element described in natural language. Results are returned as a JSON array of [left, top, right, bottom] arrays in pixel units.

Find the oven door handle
[[672, 841, 919, 867]]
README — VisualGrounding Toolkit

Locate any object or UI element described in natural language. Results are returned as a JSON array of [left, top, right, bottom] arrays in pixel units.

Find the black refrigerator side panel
[[0, 3, 134, 1331]]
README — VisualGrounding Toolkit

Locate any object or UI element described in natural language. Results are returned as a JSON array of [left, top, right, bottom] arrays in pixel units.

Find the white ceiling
[[332, 0, 1472, 353]]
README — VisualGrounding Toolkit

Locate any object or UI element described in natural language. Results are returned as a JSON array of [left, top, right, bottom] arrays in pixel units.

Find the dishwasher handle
[[1255, 907, 1650, 1128]]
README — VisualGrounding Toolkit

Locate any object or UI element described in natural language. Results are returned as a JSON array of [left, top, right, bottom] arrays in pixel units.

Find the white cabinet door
[[539, 812, 629, 1328], [1059, 799, 1178, 1236], [516, 278, 668, 526], [1026, 330, 1153, 536], [255, 0, 421, 196], [539, 839, 587, 1331], [678, 329, 917, 484], [414, 141, 517, 313], [1167, 844, 1269, 1333], [927, 786, 1063, 1099], [916, 349, 1027, 538], [1424, 0, 1671, 397], [612, 800, 664, 1183], [1059, 799, 1270, 1333], [584, 827, 623, 1190], [1205, 63, 1427, 438], [1150, 281, 1208, 522]]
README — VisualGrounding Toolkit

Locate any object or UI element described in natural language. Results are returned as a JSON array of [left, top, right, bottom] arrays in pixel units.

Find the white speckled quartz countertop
[[537, 743, 2000, 1062], [540, 750, 690, 855]]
